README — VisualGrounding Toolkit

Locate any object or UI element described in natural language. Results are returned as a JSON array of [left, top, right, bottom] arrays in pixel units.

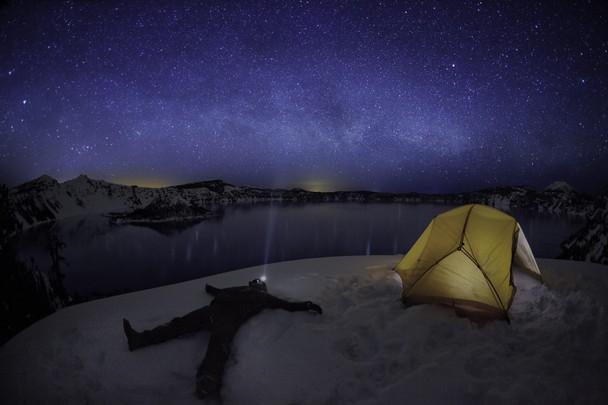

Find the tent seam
[[404, 248, 459, 299], [460, 248, 508, 316]]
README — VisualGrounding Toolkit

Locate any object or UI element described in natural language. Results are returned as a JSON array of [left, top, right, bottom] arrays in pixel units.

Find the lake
[[16, 202, 583, 300]]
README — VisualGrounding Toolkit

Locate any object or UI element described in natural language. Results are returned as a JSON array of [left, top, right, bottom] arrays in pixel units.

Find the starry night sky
[[1, 0, 607, 193]]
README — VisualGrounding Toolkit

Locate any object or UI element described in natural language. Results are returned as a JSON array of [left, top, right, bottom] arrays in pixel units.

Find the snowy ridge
[[11, 175, 156, 227], [10, 175, 606, 262], [9, 175, 597, 230], [9, 175, 230, 229], [545, 181, 574, 193], [1, 256, 606, 404], [445, 184, 594, 216]]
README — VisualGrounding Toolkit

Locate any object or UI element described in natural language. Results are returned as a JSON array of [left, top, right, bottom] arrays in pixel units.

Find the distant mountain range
[[6, 175, 607, 264]]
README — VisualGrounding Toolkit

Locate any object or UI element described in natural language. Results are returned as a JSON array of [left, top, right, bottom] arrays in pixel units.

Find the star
[[0, 1, 605, 193]]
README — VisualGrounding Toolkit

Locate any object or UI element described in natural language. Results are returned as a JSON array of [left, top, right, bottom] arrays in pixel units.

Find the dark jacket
[[205, 284, 318, 323]]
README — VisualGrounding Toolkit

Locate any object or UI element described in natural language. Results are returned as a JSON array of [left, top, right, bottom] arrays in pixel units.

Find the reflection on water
[[16, 203, 584, 299]]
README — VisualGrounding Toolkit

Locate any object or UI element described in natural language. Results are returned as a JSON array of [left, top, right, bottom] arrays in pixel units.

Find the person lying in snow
[[122, 278, 323, 399]]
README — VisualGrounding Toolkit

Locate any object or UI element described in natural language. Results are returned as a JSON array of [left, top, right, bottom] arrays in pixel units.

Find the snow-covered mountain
[[11, 174, 154, 227], [443, 183, 593, 216], [9, 174, 606, 263], [9, 175, 597, 230], [9, 175, 244, 229], [545, 180, 574, 193]]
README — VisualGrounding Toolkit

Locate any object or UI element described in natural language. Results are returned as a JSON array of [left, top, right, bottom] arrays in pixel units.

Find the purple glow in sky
[[1, 0, 607, 192]]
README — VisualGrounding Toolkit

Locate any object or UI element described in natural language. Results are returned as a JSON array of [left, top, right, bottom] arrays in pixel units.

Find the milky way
[[1, 1, 607, 192]]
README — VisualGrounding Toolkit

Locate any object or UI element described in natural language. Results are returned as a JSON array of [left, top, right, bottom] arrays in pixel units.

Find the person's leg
[[194, 323, 239, 398], [123, 306, 212, 351]]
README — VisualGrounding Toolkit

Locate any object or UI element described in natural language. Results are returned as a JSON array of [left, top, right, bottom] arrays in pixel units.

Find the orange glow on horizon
[[297, 180, 338, 192], [113, 178, 174, 188]]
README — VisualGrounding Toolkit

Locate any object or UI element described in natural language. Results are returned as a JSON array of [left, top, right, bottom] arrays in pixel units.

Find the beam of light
[[185, 242, 192, 263], [262, 199, 277, 278]]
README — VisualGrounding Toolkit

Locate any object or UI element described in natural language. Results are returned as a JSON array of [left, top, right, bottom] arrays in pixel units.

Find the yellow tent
[[395, 204, 542, 321]]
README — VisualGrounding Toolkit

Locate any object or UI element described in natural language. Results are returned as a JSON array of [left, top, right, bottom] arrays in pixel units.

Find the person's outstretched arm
[[268, 296, 323, 314], [205, 284, 223, 296]]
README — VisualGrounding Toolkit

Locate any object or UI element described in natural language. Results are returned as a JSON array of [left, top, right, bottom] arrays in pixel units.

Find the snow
[[486, 195, 512, 210], [1, 256, 607, 404], [545, 181, 574, 193], [10, 175, 234, 229]]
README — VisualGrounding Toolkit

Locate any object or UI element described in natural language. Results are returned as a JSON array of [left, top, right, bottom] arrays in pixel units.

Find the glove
[[305, 301, 323, 314], [205, 284, 221, 295]]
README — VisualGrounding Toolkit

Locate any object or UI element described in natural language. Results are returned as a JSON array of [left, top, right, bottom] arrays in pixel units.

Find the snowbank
[[1, 256, 607, 404]]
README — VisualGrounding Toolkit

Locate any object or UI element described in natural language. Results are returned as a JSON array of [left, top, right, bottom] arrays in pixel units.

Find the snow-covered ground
[[1, 256, 607, 404]]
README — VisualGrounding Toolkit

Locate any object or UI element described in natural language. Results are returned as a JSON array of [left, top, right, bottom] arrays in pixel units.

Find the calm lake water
[[17, 203, 584, 299]]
